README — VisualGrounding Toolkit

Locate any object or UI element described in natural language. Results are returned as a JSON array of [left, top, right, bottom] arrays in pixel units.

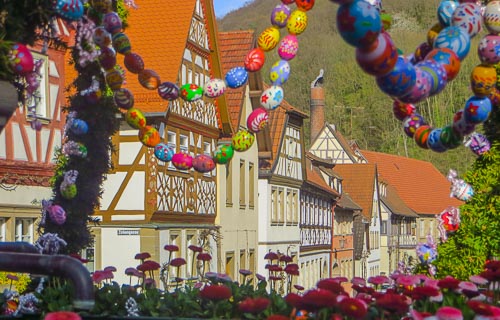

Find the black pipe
[[0, 252, 94, 310], [0, 242, 40, 254]]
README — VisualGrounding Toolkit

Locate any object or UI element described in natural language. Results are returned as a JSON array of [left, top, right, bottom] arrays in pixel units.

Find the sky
[[213, 0, 249, 18]]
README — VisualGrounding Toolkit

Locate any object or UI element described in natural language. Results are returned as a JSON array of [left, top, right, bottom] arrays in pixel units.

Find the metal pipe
[[0, 252, 94, 310], [0, 242, 40, 254]]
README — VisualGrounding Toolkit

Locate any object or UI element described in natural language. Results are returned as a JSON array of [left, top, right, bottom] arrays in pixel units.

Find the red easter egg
[[172, 152, 194, 170], [296, 0, 314, 11], [414, 125, 432, 149], [138, 69, 161, 90], [247, 107, 269, 133], [356, 32, 398, 77], [10, 43, 34, 75], [124, 52, 144, 74], [282, 0, 295, 4], [245, 48, 266, 72], [392, 101, 416, 121], [192, 154, 216, 173]]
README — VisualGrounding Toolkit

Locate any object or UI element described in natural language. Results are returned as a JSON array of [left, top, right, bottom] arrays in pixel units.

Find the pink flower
[[294, 284, 304, 291], [301, 289, 337, 311], [44, 311, 82, 320], [396, 275, 420, 287], [332, 276, 349, 283], [436, 306, 463, 320], [368, 275, 390, 285], [470, 275, 489, 285], [188, 245, 202, 253], [351, 276, 366, 286], [137, 260, 161, 272], [103, 266, 116, 272], [317, 278, 345, 294], [134, 252, 151, 260], [6, 274, 18, 281], [170, 257, 187, 267], [196, 253, 212, 261], [163, 244, 179, 252], [264, 251, 279, 261], [284, 263, 299, 276], [279, 255, 293, 263]]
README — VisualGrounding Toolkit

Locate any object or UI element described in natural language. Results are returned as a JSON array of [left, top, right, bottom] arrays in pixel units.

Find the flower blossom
[[238, 297, 270, 314], [44, 311, 82, 320], [199, 284, 232, 301]]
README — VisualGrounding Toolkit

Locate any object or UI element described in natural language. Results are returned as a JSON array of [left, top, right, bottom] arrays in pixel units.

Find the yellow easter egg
[[471, 65, 497, 98], [287, 10, 308, 35], [125, 108, 146, 129], [105, 69, 123, 91], [258, 26, 280, 52], [138, 125, 161, 148]]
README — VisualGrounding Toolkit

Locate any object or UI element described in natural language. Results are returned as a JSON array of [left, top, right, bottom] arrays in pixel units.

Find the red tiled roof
[[305, 159, 339, 197], [334, 164, 377, 220], [361, 150, 463, 215], [382, 184, 418, 218]]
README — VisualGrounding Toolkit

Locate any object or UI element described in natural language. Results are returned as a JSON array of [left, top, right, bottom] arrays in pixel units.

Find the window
[[167, 131, 176, 170], [81, 246, 95, 273], [279, 188, 285, 224], [0, 218, 6, 242], [239, 160, 245, 208], [249, 163, 255, 208], [226, 161, 233, 206], [419, 220, 424, 237], [239, 250, 246, 283], [169, 233, 182, 279], [225, 252, 234, 280], [179, 135, 188, 153], [292, 190, 298, 224], [248, 250, 255, 285], [286, 190, 292, 224], [15, 218, 34, 243], [186, 233, 195, 278], [27, 52, 50, 120], [381, 221, 387, 234]]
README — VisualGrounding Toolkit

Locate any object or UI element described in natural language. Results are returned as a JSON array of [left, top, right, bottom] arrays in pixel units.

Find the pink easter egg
[[48, 205, 67, 225], [247, 107, 269, 133], [192, 154, 216, 173], [10, 43, 34, 75], [278, 34, 299, 60], [478, 34, 500, 65], [172, 152, 193, 170]]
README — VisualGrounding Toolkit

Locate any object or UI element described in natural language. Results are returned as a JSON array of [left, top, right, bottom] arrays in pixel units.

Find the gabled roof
[[337, 192, 362, 211], [312, 123, 360, 163], [333, 164, 377, 220], [382, 184, 418, 218], [361, 150, 463, 215], [304, 158, 340, 198]]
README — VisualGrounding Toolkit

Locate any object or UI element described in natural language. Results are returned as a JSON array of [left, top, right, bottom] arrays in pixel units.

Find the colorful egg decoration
[[60, 183, 77, 200], [213, 143, 234, 164], [93, 27, 112, 47], [296, 0, 315, 11], [260, 85, 284, 110], [225, 67, 248, 89], [278, 34, 299, 61], [154, 143, 175, 162], [258, 26, 281, 51], [98, 46, 116, 70], [413, 41, 433, 64], [103, 12, 122, 34], [112, 32, 132, 55], [403, 113, 425, 138], [9, 43, 34, 75], [138, 69, 161, 90], [416, 60, 448, 97], [192, 154, 216, 173], [451, 2, 483, 38], [124, 52, 144, 74], [70, 119, 89, 135], [427, 128, 447, 153], [105, 69, 123, 91], [204, 78, 226, 98], [138, 125, 161, 148], [425, 48, 461, 81], [466, 133, 491, 156], [427, 22, 444, 46], [180, 83, 203, 101], [470, 65, 497, 98], [269, 60, 291, 86], [437, 0, 459, 27], [244, 48, 266, 72], [55, 0, 84, 20], [452, 109, 476, 136], [376, 56, 417, 98], [158, 82, 180, 100], [247, 107, 269, 133], [172, 152, 194, 170], [433, 26, 471, 61], [281, 0, 295, 4], [232, 129, 255, 152], [477, 34, 500, 65], [337, 0, 381, 48], [114, 88, 134, 110], [440, 125, 463, 149], [287, 9, 308, 35], [48, 204, 66, 225], [355, 32, 398, 77], [126, 108, 146, 129], [271, 3, 291, 28], [414, 125, 432, 149], [484, 1, 500, 34], [397, 66, 432, 104], [392, 101, 416, 121], [463, 96, 492, 124]]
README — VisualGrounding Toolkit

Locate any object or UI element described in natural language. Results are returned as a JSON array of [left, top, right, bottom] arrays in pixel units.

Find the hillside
[[217, 0, 482, 175]]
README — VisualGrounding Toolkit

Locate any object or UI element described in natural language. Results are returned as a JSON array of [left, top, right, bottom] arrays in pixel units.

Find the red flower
[[199, 284, 232, 301], [44, 311, 82, 320], [435, 306, 463, 320], [266, 315, 289, 320], [332, 276, 348, 283], [317, 278, 345, 294], [338, 297, 368, 319], [301, 289, 336, 311], [467, 300, 494, 316], [267, 264, 283, 272], [375, 293, 410, 314], [279, 255, 293, 263], [406, 286, 440, 300], [163, 244, 179, 252], [238, 297, 270, 314], [284, 263, 299, 276], [264, 251, 279, 261], [170, 257, 187, 267], [285, 293, 305, 310], [188, 245, 203, 253], [134, 252, 151, 260], [137, 260, 161, 272], [92, 271, 106, 284], [484, 260, 500, 271], [196, 253, 212, 261], [438, 276, 460, 290]]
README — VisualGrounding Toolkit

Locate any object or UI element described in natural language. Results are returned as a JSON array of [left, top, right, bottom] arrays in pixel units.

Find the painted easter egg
[[413, 41, 433, 64], [484, 1, 500, 34], [158, 82, 180, 101], [70, 119, 89, 135], [138, 69, 161, 90], [260, 85, 284, 110], [453, 181, 474, 202], [105, 69, 123, 91], [463, 96, 492, 124], [397, 66, 432, 104], [416, 60, 448, 97], [48, 205, 66, 225], [154, 143, 175, 162], [258, 26, 281, 51], [451, 2, 483, 38], [356, 32, 398, 77], [427, 22, 444, 46], [417, 244, 437, 264], [434, 26, 471, 61], [282, 0, 295, 4], [296, 0, 315, 11], [112, 32, 131, 55], [114, 88, 134, 110], [244, 48, 266, 72], [278, 34, 299, 61], [232, 129, 255, 152], [438, 0, 458, 27], [440, 125, 463, 149], [478, 34, 500, 65], [91, 0, 111, 13], [414, 125, 432, 149], [204, 78, 226, 98], [225, 67, 248, 89], [192, 154, 216, 173], [337, 0, 381, 48], [470, 65, 497, 98], [60, 183, 77, 199], [269, 60, 291, 86], [425, 48, 460, 81], [427, 128, 447, 153], [126, 108, 146, 129], [403, 114, 425, 138], [213, 143, 234, 164], [138, 126, 160, 148], [452, 109, 476, 136], [9, 43, 34, 76], [103, 12, 122, 34], [271, 3, 291, 28], [180, 83, 203, 101], [287, 9, 308, 35], [93, 27, 112, 47], [467, 133, 491, 155], [172, 152, 194, 170], [124, 52, 144, 74], [55, 0, 84, 20], [376, 56, 417, 98], [247, 107, 269, 133], [98, 46, 116, 70], [392, 101, 416, 121]]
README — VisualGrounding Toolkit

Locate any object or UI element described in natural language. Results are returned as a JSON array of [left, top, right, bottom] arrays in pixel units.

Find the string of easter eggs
[[331, 0, 493, 155]]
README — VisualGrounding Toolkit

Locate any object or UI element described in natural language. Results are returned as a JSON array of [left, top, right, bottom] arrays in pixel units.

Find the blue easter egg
[[376, 56, 416, 98], [416, 60, 448, 97], [158, 82, 179, 101], [337, 0, 381, 48], [269, 60, 291, 86], [225, 67, 248, 89], [398, 66, 432, 104], [437, 1, 458, 27], [464, 96, 492, 124], [434, 26, 471, 61], [70, 119, 89, 135], [427, 128, 447, 153], [55, 0, 84, 20], [154, 143, 175, 162]]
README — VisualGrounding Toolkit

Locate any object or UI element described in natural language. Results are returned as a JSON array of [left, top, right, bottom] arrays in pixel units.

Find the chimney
[[310, 69, 325, 143]]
